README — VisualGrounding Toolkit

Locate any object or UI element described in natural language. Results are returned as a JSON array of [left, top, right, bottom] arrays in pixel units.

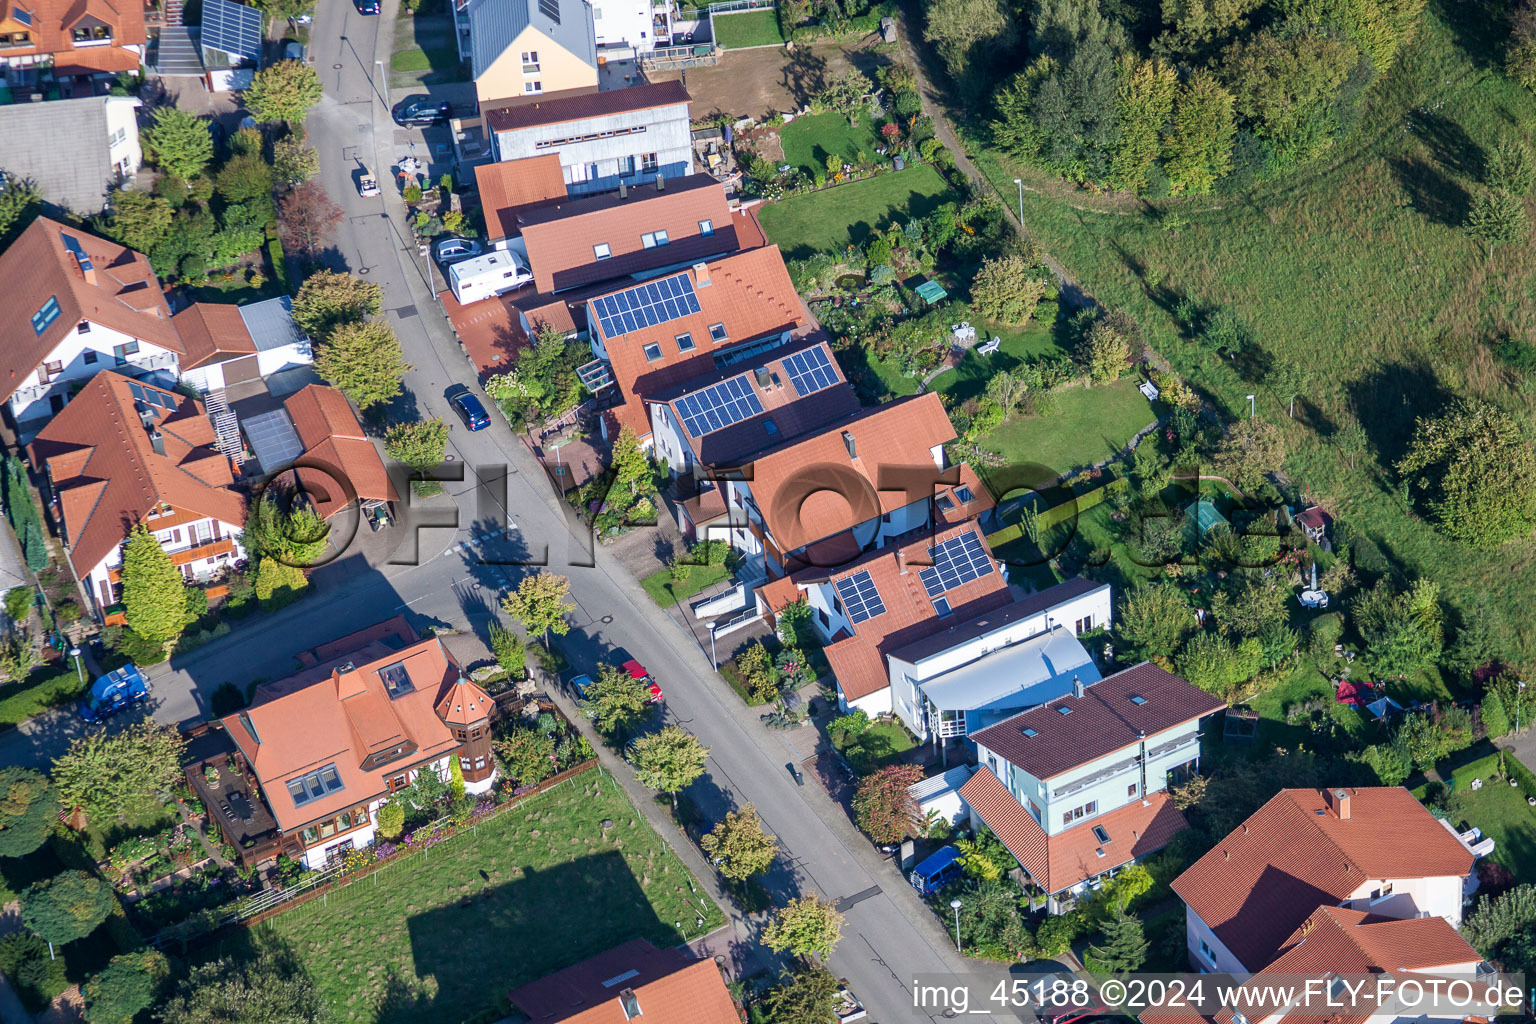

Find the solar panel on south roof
[[593, 273, 700, 338], [201, 0, 263, 61], [154, 391, 178, 410], [677, 375, 764, 438], [128, 382, 147, 402], [783, 347, 839, 396], [919, 532, 995, 597], [834, 570, 886, 623]]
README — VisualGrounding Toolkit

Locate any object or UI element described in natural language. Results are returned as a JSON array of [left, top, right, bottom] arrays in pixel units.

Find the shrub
[[179, 254, 206, 280], [0, 666, 85, 730], [375, 800, 404, 840], [489, 624, 526, 678], [209, 682, 246, 717]]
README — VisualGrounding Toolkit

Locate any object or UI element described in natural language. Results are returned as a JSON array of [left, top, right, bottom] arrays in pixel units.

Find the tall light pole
[[1246, 394, 1256, 419], [706, 621, 717, 669], [69, 646, 83, 683], [1519, 681, 1528, 733], [949, 897, 963, 954], [1013, 177, 1024, 229]]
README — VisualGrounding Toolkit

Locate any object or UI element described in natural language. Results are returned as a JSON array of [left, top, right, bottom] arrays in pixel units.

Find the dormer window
[[71, 20, 111, 43], [0, 30, 30, 45]]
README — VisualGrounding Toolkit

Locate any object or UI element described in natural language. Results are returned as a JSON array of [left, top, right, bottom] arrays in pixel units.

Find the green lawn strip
[[640, 563, 733, 606], [952, 4, 1536, 661], [1427, 752, 1536, 879], [259, 772, 723, 1024], [758, 164, 958, 258], [779, 112, 884, 178], [712, 8, 784, 48], [390, 47, 451, 72], [978, 378, 1156, 481], [832, 719, 918, 773]]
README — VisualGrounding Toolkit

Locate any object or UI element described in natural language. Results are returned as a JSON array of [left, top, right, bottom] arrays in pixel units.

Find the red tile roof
[[485, 80, 691, 133], [0, 217, 179, 401], [596, 246, 805, 438], [222, 634, 484, 831], [281, 385, 398, 517], [29, 371, 243, 580], [518, 175, 737, 293], [0, 0, 144, 67], [970, 662, 1226, 780], [475, 155, 569, 241], [1171, 787, 1476, 970], [173, 302, 257, 369], [959, 769, 1189, 895], [742, 392, 956, 555], [761, 521, 1012, 701], [508, 938, 737, 1024]]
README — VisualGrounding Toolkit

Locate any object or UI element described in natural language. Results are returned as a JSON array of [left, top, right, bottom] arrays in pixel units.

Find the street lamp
[[706, 621, 717, 669], [949, 897, 963, 954], [1246, 394, 1256, 419], [68, 646, 83, 683], [1013, 177, 1024, 228], [1519, 681, 1528, 733]]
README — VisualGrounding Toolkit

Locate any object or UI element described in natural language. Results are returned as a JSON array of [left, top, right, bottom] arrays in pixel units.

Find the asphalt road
[[0, 9, 1011, 1018]]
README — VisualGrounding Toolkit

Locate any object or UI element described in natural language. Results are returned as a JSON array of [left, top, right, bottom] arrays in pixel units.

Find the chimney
[[897, 548, 908, 575], [619, 989, 641, 1020], [692, 261, 710, 287], [138, 405, 156, 430], [1331, 788, 1351, 820], [149, 429, 165, 456], [655, 173, 664, 190], [1072, 675, 1084, 699], [619, 181, 628, 200], [754, 366, 771, 389], [842, 430, 856, 459]]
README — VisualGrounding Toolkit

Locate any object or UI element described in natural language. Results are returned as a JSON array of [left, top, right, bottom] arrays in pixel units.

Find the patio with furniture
[[184, 729, 286, 867]]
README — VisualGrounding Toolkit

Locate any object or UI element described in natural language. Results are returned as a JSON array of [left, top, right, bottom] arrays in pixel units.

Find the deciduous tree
[[1352, 578, 1443, 676], [1221, 27, 1358, 160], [763, 894, 844, 961], [1333, 417, 1369, 470], [759, 966, 840, 1024], [1487, 133, 1536, 196], [159, 955, 326, 1024], [494, 726, 556, 786], [83, 950, 169, 1024], [215, 152, 275, 209], [815, 69, 868, 126], [923, 0, 1017, 86], [290, 270, 383, 341], [577, 664, 653, 737], [852, 763, 923, 843], [970, 254, 1048, 324], [271, 136, 319, 189], [700, 805, 777, 880], [1163, 71, 1235, 195], [1116, 582, 1196, 662], [278, 180, 343, 257], [121, 525, 189, 646], [1109, 55, 1177, 193], [1397, 401, 1536, 545], [0, 767, 55, 858], [244, 60, 323, 125], [142, 108, 213, 180], [501, 572, 573, 647], [610, 425, 651, 494], [1214, 417, 1287, 492], [0, 175, 40, 244], [384, 419, 449, 474], [20, 870, 115, 945], [98, 189, 174, 254], [1075, 318, 1131, 384], [314, 319, 410, 410], [1266, 358, 1309, 417], [626, 725, 708, 808], [52, 721, 185, 824]]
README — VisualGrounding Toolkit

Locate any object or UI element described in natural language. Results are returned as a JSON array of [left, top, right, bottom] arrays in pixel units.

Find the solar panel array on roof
[[201, 0, 263, 61], [783, 346, 838, 397], [920, 532, 994, 597], [677, 375, 763, 438], [128, 382, 147, 402], [591, 274, 699, 339], [835, 570, 886, 624]]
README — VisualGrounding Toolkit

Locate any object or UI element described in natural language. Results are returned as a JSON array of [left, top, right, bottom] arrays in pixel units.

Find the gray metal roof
[[0, 97, 128, 214], [919, 628, 1099, 713], [237, 296, 307, 352], [201, 0, 263, 63], [241, 409, 305, 473], [467, 0, 597, 81], [908, 764, 975, 802]]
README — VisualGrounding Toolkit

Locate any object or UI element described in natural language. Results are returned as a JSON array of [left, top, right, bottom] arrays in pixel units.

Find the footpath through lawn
[[253, 770, 723, 1024]]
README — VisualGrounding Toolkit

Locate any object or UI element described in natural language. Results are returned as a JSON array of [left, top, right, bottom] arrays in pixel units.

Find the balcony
[[184, 731, 286, 867]]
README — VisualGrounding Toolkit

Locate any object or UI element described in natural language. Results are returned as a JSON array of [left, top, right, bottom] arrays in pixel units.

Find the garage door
[[222, 354, 261, 385]]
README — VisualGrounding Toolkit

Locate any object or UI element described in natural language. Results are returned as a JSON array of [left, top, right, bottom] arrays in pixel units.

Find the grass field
[[712, 8, 785, 48], [640, 562, 734, 606], [832, 719, 919, 773], [759, 163, 958, 257], [957, 0, 1536, 660], [927, 317, 1070, 404], [257, 773, 723, 1024], [779, 112, 884, 178], [1427, 752, 1536, 879], [980, 378, 1157, 482], [390, 9, 465, 86]]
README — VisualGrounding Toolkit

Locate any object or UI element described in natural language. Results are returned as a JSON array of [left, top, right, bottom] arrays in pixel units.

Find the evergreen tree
[[120, 525, 188, 646], [22, 521, 47, 572], [1466, 185, 1528, 259], [1085, 905, 1149, 973]]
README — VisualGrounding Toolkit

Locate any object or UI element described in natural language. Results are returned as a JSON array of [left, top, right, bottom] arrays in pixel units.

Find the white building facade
[[10, 316, 179, 434]]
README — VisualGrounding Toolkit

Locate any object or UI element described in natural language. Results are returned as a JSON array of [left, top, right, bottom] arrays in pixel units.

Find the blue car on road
[[79, 665, 149, 723], [446, 384, 491, 431]]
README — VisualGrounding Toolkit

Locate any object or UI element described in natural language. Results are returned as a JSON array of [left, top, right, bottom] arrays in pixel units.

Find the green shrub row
[[0, 665, 84, 730]]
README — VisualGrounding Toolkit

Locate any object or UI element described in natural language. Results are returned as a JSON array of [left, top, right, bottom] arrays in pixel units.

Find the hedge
[[0, 665, 84, 731], [266, 230, 291, 295], [987, 476, 1130, 548]]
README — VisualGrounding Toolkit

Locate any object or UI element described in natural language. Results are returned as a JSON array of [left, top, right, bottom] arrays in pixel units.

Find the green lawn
[[1428, 752, 1536, 880], [712, 8, 785, 48], [390, 47, 457, 72], [759, 163, 959, 258], [979, 378, 1157, 482], [640, 562, 734, 606], [927, 318, 1070, 405], [832, 719, 919, 774], [955, 0, 1536, 661], [390, 10, 466, 86], [779, 112, 884, 178], [258, 773, 723, 1024]]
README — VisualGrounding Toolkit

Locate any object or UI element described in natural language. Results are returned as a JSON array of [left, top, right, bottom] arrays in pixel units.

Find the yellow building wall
[[475, 25, 596, 106]]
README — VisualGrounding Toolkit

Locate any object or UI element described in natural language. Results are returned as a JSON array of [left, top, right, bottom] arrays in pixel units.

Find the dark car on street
[[432, 236, 483, 265], [446, 384, 491, 431], [391, 95, 451, 126], [354, 0, 380, 13]]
